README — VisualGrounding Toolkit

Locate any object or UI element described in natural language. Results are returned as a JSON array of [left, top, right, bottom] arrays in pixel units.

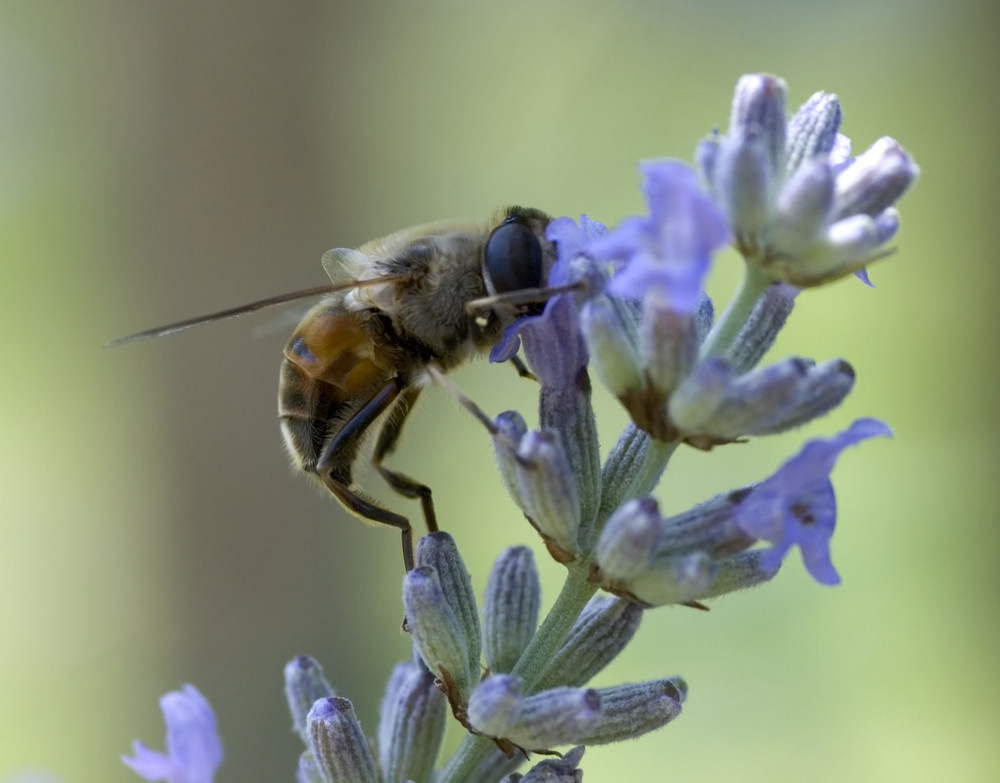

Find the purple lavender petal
[[520, 290, 588, 388], [546, 215, 606, 282], [590, 161, 728, 313], [735, 418, 891, 585]]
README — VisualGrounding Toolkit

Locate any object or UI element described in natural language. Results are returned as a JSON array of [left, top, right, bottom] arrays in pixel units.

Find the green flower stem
[[628, 438, 678, 500], [438, 562, 598, 783], [511, 561, 598, 686], [699, 262, 771, 359]]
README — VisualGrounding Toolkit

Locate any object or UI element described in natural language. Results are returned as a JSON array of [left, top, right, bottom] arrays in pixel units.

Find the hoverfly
[[111, 206, 573, 570]]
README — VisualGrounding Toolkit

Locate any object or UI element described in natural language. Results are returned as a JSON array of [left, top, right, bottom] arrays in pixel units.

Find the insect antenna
[[463, 280, 588, 315], [106, 275, 407, 347]]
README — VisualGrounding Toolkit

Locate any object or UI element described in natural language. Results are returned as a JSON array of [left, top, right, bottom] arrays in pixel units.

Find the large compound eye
[[484, 219, 543, 294]]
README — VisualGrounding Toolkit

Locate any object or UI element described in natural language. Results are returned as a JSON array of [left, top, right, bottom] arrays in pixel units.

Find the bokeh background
[[2, 0, 996, 781]]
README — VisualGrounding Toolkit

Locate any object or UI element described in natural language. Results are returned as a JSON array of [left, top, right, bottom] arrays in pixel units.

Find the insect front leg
[[509, 353, 537, 381], [371, 385, 439, 535]]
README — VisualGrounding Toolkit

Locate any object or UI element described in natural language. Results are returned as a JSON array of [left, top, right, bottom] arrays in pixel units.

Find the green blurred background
[[2, 0, 996, 780]]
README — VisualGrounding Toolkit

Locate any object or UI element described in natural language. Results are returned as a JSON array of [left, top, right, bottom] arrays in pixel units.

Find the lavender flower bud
[[714, 128, 775, 246], [483, 546, 541, 673], [493, 410, 529, 510], [624, 552, 716, 607], [594, 498, 663, 581], [403, 566, 473, 700], [768, 210, 899, 287], [515, 431, 581, 561], [507, 688, 603, 749], [307, 697, 378, 783], [656, 489, 754, 560], [832, 137, 919, 219], [667, 357, 731, 432], [468, 678, 603, 750], [748, 358, 855, 434], [535, 596, 643, 690], [539, 377, 602, 542], [576, 678, 685, 745], [671, 356, 855, 442], [598, 424, 653, 518], [770, 158, 835, 256], [285, 655, 335, 745], [376, 659, 446, 783], [875, 207, 901, 239], [416, 532, 482, 681], [580, 295, 643, 396], [785, 91, 842, 175], [713, 74, 788, 255], [830, 211, 896, 258], [694, 290, 715, 346], [698, 550, 782, 599], [467, 674, 523, 738], [729, 73, 788, 179], [639, 296, 703, 397], [686, 358, 812, 438]]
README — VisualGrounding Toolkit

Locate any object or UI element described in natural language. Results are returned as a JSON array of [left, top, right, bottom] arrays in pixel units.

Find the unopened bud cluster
[[698, 74, 917, 287], [281, 537, 685, 783], [125, 73, 916, 783]]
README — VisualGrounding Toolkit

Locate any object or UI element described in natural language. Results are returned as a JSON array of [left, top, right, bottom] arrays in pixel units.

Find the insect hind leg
[[313, 377, 418, 571], [319, 475, 416, 572], [372, 385, 438, 534]]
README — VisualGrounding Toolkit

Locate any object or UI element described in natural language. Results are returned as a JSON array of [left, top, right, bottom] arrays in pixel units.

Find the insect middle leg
[[372, 385, 438, 534]]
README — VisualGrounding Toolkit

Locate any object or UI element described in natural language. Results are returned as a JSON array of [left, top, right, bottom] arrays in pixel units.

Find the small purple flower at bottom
[[123, 684, 223, 783], [734, 418, 892, 585]]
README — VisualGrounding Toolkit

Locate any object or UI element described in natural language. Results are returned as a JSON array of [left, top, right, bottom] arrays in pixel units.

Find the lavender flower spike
[[123, 685, 223, 783], [735, 418, 892, 585]]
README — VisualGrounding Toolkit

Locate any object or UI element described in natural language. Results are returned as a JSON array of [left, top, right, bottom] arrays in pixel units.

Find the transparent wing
[[322, 248, 366, 286]]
